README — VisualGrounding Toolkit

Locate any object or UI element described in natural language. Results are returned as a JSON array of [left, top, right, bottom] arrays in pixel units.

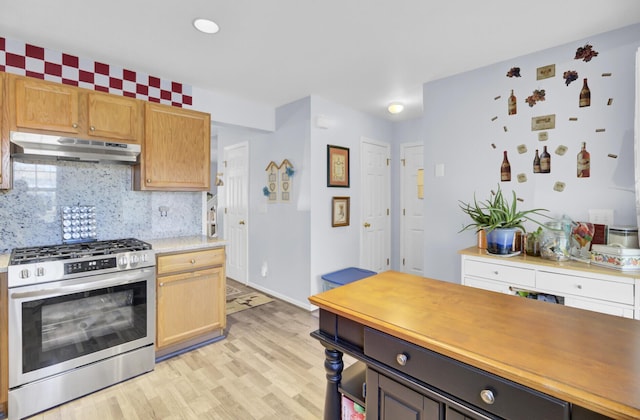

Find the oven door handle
[[9, 269, 153, 300]]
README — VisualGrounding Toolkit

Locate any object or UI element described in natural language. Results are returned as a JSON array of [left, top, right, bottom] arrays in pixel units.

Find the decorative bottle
[[501, 151, 511, 182], [579, 78, 591, 107], [577, 142, 590, 178], [533, 149, 541, 173], [540, 146, 551, 173], [508, 90, 517, 115]]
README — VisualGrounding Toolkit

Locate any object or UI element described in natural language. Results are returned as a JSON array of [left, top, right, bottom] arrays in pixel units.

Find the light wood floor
[[27, 281, 338, 420]]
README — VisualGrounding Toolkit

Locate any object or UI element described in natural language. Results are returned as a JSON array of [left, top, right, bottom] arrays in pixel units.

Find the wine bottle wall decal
[[533, 149, 541, 173], [540, 146, 551, 173], [508, 90, 517, 115], [579, 78, 591, 107], [501, 151, 511, 182], [577, 142, 590, 177]]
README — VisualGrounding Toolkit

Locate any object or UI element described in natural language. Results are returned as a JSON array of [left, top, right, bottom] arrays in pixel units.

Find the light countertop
[[146, 235, 226, 254]]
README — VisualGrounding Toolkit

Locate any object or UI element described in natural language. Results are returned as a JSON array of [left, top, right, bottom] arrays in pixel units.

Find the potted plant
[[459, 186, 550, 255]]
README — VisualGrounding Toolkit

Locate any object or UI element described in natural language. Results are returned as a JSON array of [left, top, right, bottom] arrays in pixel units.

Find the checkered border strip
[[0, 36, 192, 107]]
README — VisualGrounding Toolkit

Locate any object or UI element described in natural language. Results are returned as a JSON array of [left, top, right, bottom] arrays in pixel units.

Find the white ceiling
[[2, 1, 640, 121]]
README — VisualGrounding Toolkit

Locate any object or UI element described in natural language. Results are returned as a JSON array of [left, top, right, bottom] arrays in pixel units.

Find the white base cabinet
[[460, 248, 639, 320]]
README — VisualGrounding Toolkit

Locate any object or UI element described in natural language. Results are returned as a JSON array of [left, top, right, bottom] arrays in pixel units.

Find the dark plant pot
[[486, 228, 518, 255]]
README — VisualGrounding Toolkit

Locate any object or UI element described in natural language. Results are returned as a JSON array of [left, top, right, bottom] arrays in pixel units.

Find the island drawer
[[157, 248, 225, 275], [464, 259, 535, 288], [536, 271, 634, 305], [364, 327, 569, 420]]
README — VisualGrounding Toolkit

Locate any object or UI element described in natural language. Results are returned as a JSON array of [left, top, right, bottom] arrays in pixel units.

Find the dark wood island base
[[309, 271, 640, 420]]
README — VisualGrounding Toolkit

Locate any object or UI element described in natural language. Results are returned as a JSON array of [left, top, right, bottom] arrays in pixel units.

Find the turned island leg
[[323, 346, 344, 420]]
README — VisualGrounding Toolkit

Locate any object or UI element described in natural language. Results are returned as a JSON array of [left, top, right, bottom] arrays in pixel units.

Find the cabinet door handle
[[90, 126, 96, 131], [72, 123, 79, 129], [146, 178, 152, 183], [159, 282, 164, 287], [364, 222, 371, 228], [480, 389, 495, 405], [396, 353, 408, 366], [239, 220, 245, 225]]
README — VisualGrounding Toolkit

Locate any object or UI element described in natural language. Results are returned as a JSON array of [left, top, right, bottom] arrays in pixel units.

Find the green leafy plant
[[459, 185, 550, 233]]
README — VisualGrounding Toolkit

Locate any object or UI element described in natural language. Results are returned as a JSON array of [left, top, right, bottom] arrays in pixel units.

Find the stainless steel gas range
[[7, 238, 156, 420]]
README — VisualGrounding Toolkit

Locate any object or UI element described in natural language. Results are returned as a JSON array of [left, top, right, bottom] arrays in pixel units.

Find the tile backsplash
[[0, 159, 203, 252]]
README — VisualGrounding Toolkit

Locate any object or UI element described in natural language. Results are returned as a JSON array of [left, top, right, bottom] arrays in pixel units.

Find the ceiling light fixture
[[387, 102, 404, 114], [193, 18, 220, 34]]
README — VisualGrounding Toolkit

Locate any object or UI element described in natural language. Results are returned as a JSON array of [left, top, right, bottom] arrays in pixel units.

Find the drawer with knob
[[464, 259, 535, 288], [536, 271, 634, 305], [364, 327, 569, 419], [157, 248, 225, 275]]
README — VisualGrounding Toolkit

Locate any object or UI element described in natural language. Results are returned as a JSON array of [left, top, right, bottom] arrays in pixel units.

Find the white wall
[[248, 97, 312, 307], [309, 96, 393, 299], [421, 23, 640, 284], [192, 86, 275, 132]]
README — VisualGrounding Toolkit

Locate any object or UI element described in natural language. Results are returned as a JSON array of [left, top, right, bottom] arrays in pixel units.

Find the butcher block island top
[[309, 270, 640, 419]]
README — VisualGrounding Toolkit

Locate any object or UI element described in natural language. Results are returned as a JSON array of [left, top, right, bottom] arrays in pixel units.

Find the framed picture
[[332, 196, 350, 227], [327, 145, 350, 187]]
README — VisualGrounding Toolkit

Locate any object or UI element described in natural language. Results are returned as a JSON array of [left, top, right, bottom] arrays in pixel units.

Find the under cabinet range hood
[[10, 131, 141, 164]]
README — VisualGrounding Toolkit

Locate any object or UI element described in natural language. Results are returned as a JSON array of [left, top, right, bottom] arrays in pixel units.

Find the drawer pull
[[190, 259, 196, 264], [480, 389, 495, 405], [576, 284, 582, 289], [396, 353, 408, 366], [493, 271, 499, 275]]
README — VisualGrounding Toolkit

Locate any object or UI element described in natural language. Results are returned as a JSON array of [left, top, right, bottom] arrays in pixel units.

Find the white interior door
[[360, 138, 390, 272], [224, 142, 249, 283], [400, 143, 424, 276]]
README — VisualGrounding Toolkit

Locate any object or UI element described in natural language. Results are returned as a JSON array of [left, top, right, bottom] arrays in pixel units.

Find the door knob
[[364, 222, 371, 228], [239, 220, 245, 225]]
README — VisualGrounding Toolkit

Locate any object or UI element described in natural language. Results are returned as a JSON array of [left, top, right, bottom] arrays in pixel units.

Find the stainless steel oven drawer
[[364, 327, 569, 419]]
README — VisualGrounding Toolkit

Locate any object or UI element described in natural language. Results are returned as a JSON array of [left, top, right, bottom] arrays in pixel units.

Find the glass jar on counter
[[540, 221, 570, 261]]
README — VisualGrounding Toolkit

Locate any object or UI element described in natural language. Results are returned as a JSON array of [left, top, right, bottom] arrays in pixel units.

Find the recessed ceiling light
[[193, 18, 220, 34], [387, 102, 404, 114]]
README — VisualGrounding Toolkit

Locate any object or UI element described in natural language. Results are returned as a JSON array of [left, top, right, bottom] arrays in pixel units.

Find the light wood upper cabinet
[[86, 91, 142, 142], [12, 76, 80, 134], [134, 102, 210, 191], [0, 72, 10, 190], [156, 248, 226, 353], [8, 74, 142, 144]]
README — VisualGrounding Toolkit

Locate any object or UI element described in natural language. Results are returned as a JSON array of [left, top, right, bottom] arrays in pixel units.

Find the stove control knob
[[140, 253, 148, 262], [20, 269, 30, 279], [130, 255, 140, 266], [36, 267, 45, 277], [118, 256, 128, 267]]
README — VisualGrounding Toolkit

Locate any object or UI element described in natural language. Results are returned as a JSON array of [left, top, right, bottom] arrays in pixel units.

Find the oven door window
[[21, 281, 148, 374]]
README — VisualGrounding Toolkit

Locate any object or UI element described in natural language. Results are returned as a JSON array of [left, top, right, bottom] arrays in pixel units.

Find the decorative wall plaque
[[531, 114, 556, 131], [536, 64, 555, 80]]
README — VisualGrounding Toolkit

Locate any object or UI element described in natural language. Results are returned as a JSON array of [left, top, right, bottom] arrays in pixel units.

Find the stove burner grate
[[10, 238, 152, 265]]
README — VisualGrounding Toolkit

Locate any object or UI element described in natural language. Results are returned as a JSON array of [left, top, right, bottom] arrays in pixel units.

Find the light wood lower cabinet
[[156, 247, 226, 358], [460, 248, 638, 319]]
